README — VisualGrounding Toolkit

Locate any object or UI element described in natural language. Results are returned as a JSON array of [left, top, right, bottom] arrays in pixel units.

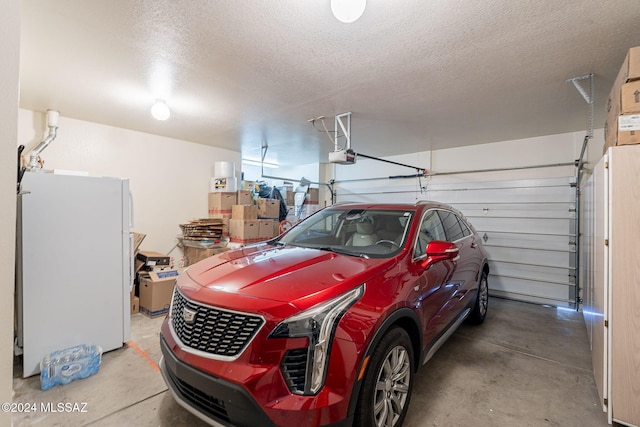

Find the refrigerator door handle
[[128, 233, 134, 291]]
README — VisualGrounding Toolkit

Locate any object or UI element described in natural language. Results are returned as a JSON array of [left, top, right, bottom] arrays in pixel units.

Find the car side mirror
[[420, 240, 459, 270]]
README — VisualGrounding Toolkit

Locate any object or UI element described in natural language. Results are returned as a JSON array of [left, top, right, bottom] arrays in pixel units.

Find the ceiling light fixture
[[242, 159, 279, 169], [331, 0, 366, 23], [151, 99, 170, 121]]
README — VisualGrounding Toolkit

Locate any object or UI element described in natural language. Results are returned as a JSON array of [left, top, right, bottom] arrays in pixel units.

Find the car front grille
[[281, 348, 308, 394], [164, 361, 230, 422], [171, 288, 264, 359]]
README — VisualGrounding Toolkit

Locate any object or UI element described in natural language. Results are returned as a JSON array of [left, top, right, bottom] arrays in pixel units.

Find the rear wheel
[[354, 327, 414, 427], [468, 270, 488, 324]]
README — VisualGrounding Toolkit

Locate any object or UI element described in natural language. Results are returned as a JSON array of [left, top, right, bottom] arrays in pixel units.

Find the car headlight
[[269, 284, 364, 395]]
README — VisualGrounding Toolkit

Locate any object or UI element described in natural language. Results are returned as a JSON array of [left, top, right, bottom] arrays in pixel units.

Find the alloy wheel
[[479, 275, 488, 317], [373, 345, 411, 427]]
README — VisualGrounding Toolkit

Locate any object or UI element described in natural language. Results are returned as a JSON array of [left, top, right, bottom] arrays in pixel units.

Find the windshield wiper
[[317, 246, 369, 258]]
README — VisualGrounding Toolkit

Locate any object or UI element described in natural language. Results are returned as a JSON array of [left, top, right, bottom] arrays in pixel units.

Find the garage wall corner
[[0, 0, 20, 425]]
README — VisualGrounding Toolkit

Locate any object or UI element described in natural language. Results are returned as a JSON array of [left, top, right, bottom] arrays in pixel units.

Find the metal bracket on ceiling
[[567, 73, 594, 139], [334, 112, 351, 151], [567, 73, 594, 104]]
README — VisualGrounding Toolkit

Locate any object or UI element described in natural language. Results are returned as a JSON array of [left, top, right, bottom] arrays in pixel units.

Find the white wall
[[1, 0, 20, 425], [18, 109, 241, 256]]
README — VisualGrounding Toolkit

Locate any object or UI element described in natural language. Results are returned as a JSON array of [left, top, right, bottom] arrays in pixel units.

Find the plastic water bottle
[[40, 344, 103, 391]]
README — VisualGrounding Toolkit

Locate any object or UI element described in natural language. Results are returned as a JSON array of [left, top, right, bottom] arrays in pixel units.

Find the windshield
[[276, 207, 414, 258]]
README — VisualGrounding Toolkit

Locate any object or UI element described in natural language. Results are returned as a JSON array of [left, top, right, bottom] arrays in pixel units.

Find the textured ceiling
[[19, 0, 640, 167]]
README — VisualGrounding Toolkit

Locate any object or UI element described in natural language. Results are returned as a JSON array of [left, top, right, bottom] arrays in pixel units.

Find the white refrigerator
[[16, 171, 133, 378]]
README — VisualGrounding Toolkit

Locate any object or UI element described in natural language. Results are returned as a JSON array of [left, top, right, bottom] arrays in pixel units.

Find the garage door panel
[[490, 275, 572, 305], [463, 208, 574, 219], [483, 245, 572, 268], [425, 187, 571, 205], [489, 261, 573, 284], [470, 217, 572, 236], [482, 233, 572, 252], [426, 177, 571, 191]]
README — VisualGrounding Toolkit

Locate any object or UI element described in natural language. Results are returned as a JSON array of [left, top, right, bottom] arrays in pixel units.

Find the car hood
[[181, 243, 392, 311]]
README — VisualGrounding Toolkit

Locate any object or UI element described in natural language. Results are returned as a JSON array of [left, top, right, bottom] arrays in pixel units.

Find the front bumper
[[160, 335, 354, 427], [160, 335, 276, 427]]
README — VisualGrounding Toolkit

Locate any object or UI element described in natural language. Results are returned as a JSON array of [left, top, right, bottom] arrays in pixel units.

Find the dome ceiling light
[[151, 99, 170, 121], [330, 0, 366, 23]]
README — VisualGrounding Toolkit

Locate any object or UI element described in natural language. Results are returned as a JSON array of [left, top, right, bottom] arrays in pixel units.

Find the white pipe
[[28, 110, 59, 169]]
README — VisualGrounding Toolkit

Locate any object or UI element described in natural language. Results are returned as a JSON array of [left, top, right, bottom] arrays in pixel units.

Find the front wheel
[[468, 270, 489, 324], [354, 327, 414, 427]]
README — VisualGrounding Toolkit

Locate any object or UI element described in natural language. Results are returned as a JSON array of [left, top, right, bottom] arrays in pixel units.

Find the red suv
[[160, 202, 489, 427]]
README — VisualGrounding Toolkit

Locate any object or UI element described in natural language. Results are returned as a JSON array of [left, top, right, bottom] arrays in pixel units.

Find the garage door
[[334, 176, 577, 308]]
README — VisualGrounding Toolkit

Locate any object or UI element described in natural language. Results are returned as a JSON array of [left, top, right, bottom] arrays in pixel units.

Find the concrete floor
[[12, 298, 611, 426]]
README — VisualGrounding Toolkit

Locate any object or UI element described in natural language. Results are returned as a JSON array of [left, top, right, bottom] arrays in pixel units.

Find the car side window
[[414, 210, 446, 258], [458, 216, 472, 237], [438, 210, 465, 242]]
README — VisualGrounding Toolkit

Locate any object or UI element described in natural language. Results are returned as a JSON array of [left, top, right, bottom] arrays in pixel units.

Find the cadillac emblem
[[183, 307, 197, 324]]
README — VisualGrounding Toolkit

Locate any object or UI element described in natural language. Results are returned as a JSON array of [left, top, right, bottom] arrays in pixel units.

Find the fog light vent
[[281, 349, 308, 394]]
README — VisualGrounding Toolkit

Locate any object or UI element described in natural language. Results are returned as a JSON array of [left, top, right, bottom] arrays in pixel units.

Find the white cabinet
[[582, 145, 640, 426]]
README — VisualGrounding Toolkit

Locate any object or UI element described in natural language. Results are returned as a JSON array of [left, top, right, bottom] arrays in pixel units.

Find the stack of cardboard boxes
[[209, 189, 281, 244], [179, 218, 230, 266], [256, 198, 280, 241], [307, 188, 320, 205], [136, 250, 182, 318], [230, 204, 259, 244], [181, 244, 229, 267], [605, 46, 640, 152]]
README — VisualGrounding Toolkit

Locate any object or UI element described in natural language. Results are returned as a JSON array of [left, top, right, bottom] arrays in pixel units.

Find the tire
[[354, 327, 414, 427], [468, 270, 489, 324]]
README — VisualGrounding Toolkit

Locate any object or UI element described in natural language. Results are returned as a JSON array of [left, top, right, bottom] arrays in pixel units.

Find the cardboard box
[[242, 180, 255, 191], [131, 295, 139, 314], [604, 114, 640, 151], [605, 47, 640, 151], [605, 94, 621, 151], [139, 269, 182, 317], [307, 188, 319, 204], [616, 46, 640, 84], [258, 198, 279, 219], [237, 190, 253, 205], [258, 219, 277, 240], [208, 192, 237, 216], [229, 219, 260, 243], [232, 204, 258, 220], [131, 232, 146, 252], [208, 212, 232, 220], [285, 190, 295, 206], [183, 246, 231, 266], [607, 79, 640, 119], [201, 216, 230, 235], [607, 47, 640, 113], [620, 80, 640, 114]]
